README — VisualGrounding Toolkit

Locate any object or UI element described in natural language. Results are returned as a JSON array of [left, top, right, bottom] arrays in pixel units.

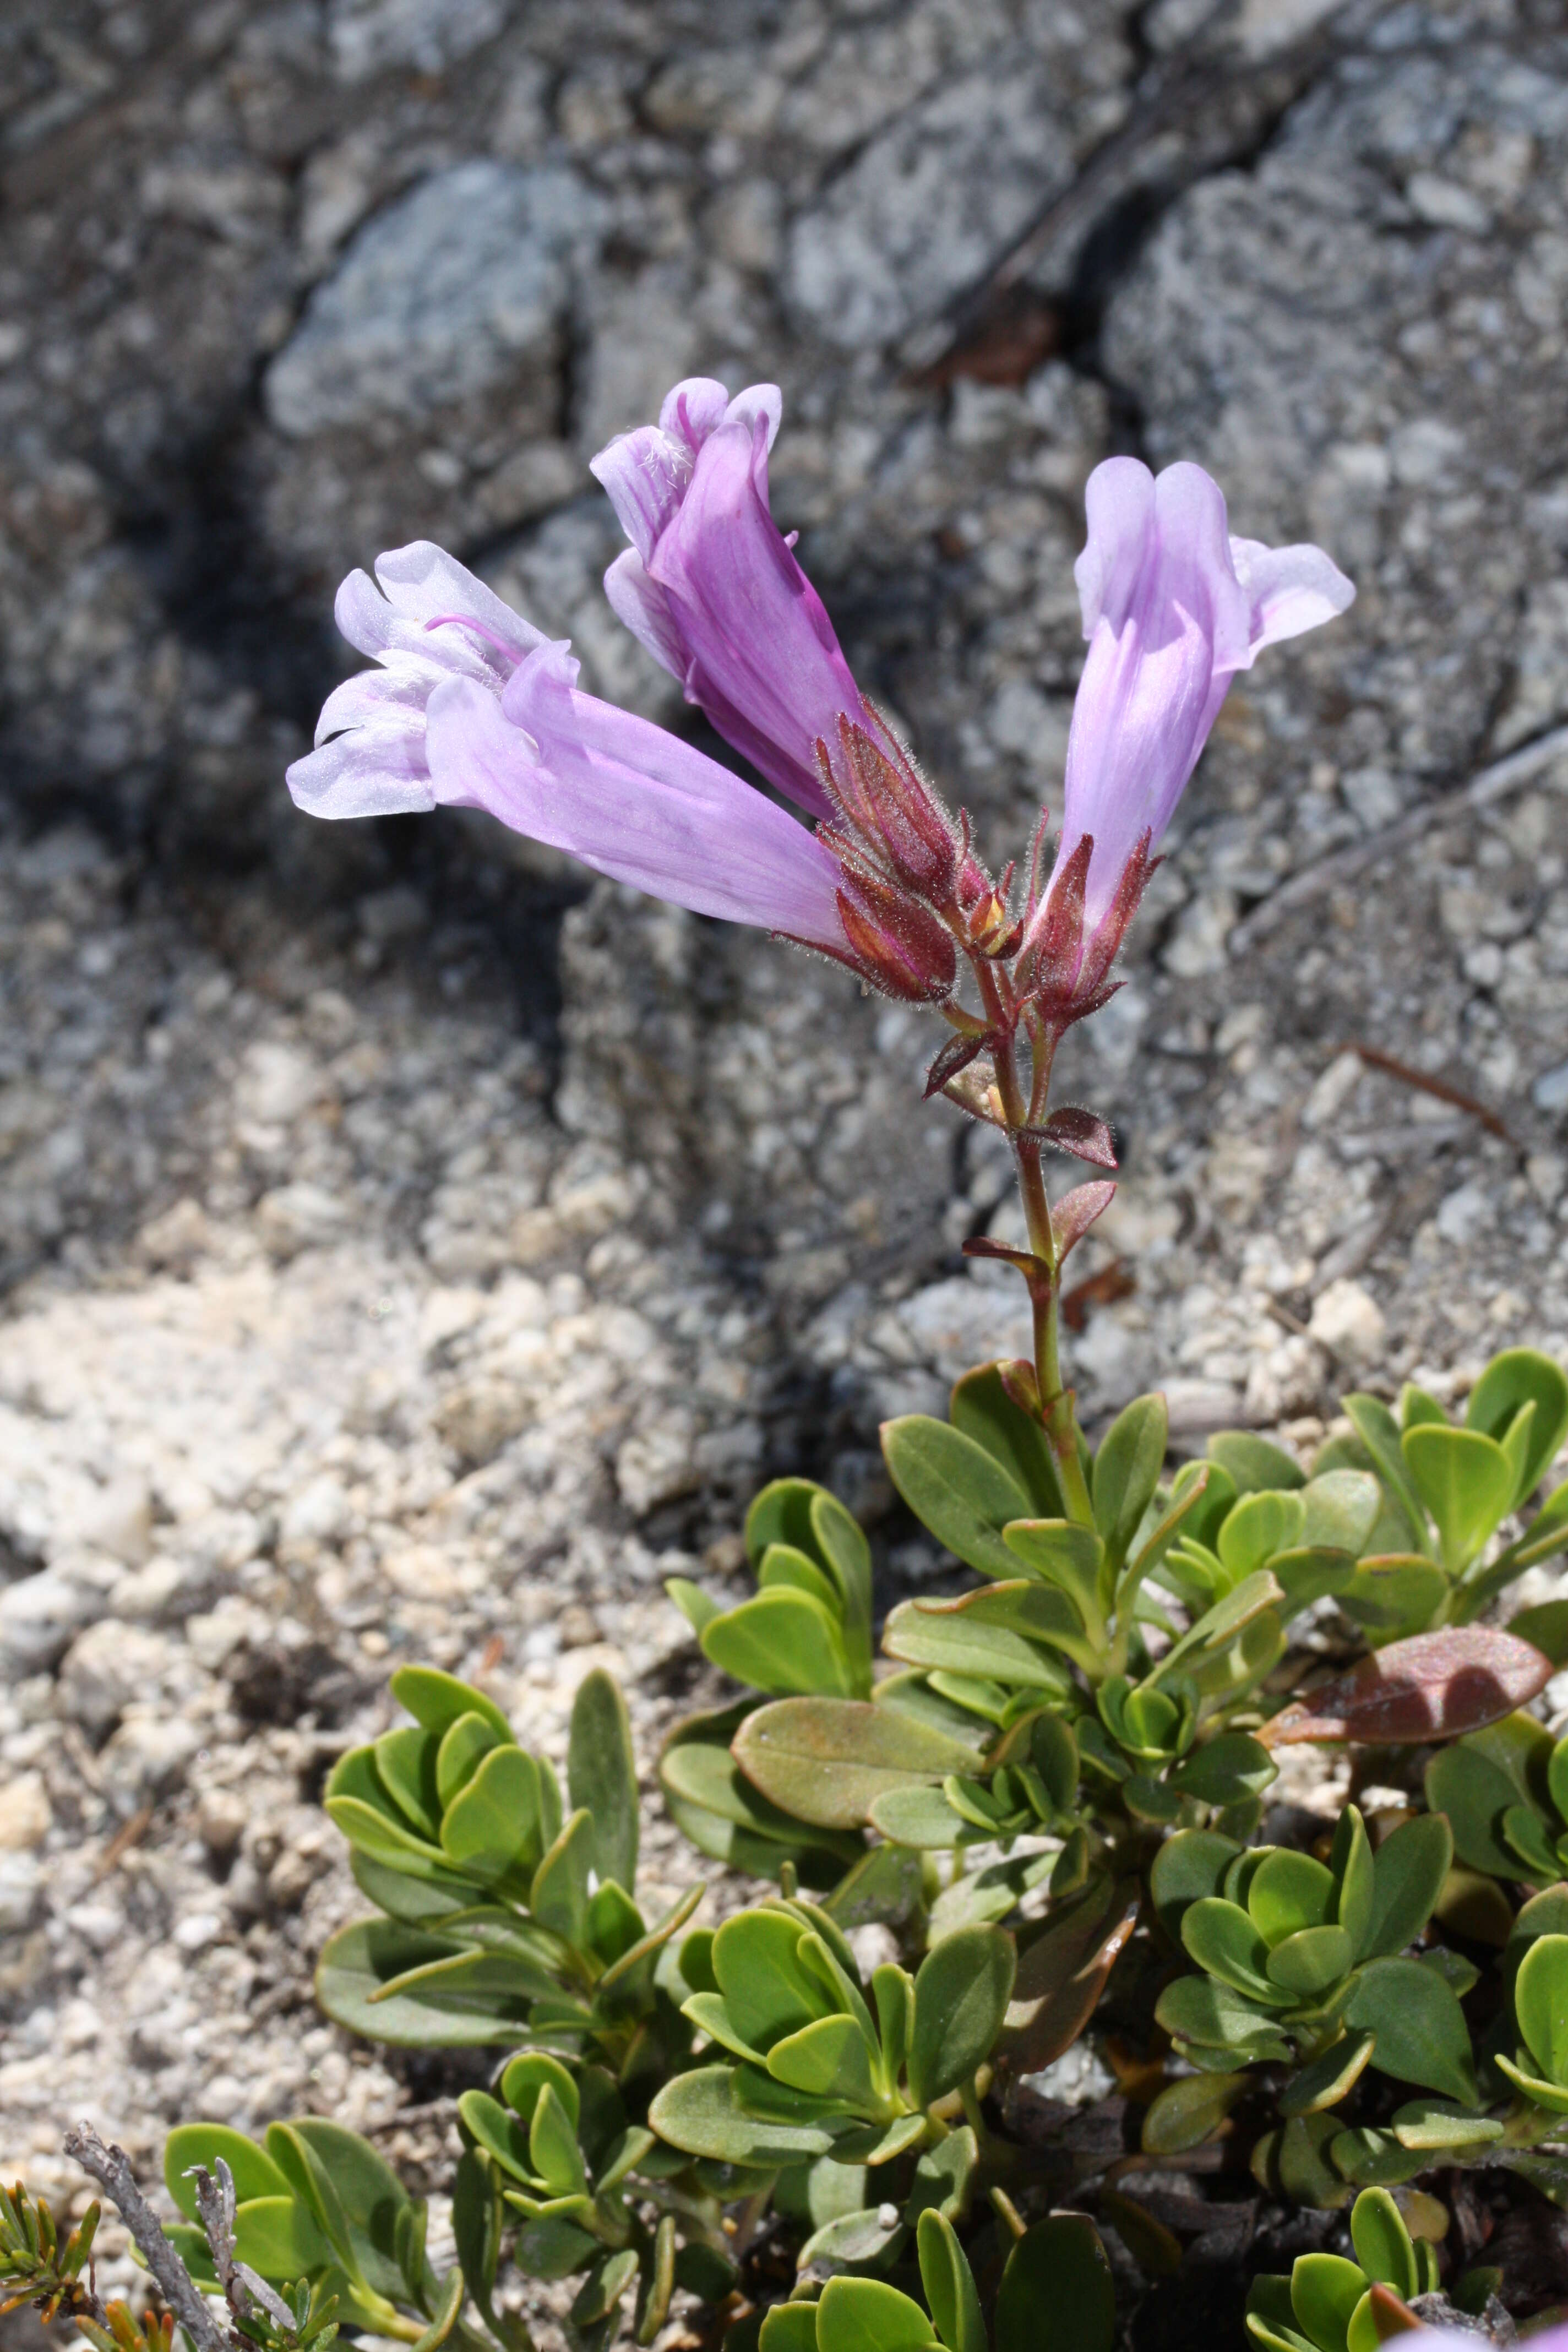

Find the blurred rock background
[[4, 0, 1568, 2317]]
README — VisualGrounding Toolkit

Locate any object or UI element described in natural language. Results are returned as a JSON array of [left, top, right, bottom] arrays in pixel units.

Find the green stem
[[973, 961, 1094, 1527]]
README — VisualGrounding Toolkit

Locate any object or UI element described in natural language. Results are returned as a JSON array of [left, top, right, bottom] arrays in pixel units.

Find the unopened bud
[[825, 714, 959, 903], [962, 887, 1019, 958], [836, 877, 957, 1004]]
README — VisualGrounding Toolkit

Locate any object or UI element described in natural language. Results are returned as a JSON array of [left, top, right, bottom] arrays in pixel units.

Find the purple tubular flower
[[1047, 456, 1355, 929], [285, 542, 850, 946], [591, 379, 870, 820]]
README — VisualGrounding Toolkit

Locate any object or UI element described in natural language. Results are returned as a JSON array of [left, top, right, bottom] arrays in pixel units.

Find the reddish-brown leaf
[[1027, 1105, 1118, 1169], [1259, 1626, 1553, 1749], [994, 1876, 1142, 2079], [1051, 1180, 1117, 1261]]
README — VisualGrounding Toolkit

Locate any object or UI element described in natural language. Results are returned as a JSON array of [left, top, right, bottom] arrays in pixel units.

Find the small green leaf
[[1465, 1347, 1568, 1509], [916, 2211, 986, 2352], [1141, 2071, 1250, 2153], [1182, 1899, 1286, 2005], [712, 1909, 832, 2052], [746, 1478, 824, 1567], [458, 2091, 535, 2186], [810, 1489, 875, 1684], [758, 2306, 820, 2352], [440, 1746, 541, 1886], [703, 1589, 858, 1700], [1154, 1974, 1293, 2062], [950, 1362, 1066, 1517], [314, 1919, 541, 2047], [165, 2126, 292, 2219], [1092, 1393, 1168, 1565], [529, 1808, 595, 1945], [1278, 2032, 1376, 2117], [1401, 1425, 1515, 1572], [1341, 1396, 1430, 1551], [1247, 1850, 1336, 1944], [1246, 2273, 1313, 2352], [435, 1712, 503, 1810], [649, 2066, 839, 2166], [994, 2216, 1113, 2352], [568, 1668, 639, 1894], [498, 2053, 579, 2135], [758, 1544, 842, 1614], [922, 1580, 1096, 1672], [1426, 1726, 1546, 1879], [881, 1415, 1033, 1577], [908, 2127, 976, 2224], [666, 1576, 722, 1636], [908, 1925, 1016, 2105], [1328, 1805, 1375, 1956], [374, 1727, 443, 1840], [1265, 1926, 1353, 1998], [1291, 2253, 1366, 2352], [1299, 1472, 1382, 1558], [1362, 1813, 1452, 1957], [1510, 1599, 1568, 1665], [1344, 1957, 1477, 2104], [1270, 1548, 1358, 1619], [529, 2084, 586, 2196], [1149, 1830, 1242, 1935], [868, 1785, 966, 1848], [1389, 2100, 1504, 2150], [733, 1698, 983, 1832], [1219, 1490, 1306, 1579], [1515, 1933, 1568, 2085], [391, 1665, 512, 1744], [766, 2014, 879, 2107], [884, 1597, 1079, 1689], [1338, 1555, 1449, 1636], [816, 2276, 936, 2352], [797, 2207, 907, 2269], [1208, 1431, 1305, 1494], [1001, 1520, 1106, 1642], [1348, 2186, 1417, 2299]]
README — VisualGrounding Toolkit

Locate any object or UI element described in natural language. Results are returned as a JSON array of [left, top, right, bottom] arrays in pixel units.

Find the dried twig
[[1347, 1042, 1513, 1145], [1229, 721, 1568, 953], [63, 2126, 227, 2352]]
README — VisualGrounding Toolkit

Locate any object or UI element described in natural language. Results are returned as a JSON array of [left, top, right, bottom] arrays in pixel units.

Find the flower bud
[[835, 874, 957, 1004], [821, 715, 960, 903]]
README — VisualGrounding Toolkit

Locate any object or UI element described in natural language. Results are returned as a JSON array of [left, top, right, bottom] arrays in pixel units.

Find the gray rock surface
[[4, 0, 1568, 2331], [266, 162, 606, 434]]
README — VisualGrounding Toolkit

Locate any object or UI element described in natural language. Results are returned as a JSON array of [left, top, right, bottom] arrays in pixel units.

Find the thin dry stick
[[1229, 721, 1568, 953], [63, 2126, 227, 2352], [1347, 1041, 1514, 1145]]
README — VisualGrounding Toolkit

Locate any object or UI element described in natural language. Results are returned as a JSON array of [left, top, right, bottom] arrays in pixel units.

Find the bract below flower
[[285, 542, 850, 947], [1047, 455, 1355, 929], [591, 378, 870, 820]]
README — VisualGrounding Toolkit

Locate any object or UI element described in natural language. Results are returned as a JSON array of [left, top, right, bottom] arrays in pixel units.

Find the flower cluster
[[288, 377, 1352, 1040]]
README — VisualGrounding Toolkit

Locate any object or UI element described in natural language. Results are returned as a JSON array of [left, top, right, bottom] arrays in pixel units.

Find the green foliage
[[1425, 1710, 1568, 1887], [315, 1666, 698, 2064], [1155, 1804, 1474, 2122], [43, 1332, 1567, 2352], [162, 2120, 448, 2343], [456, 2051, 735, 2343], [0, 2186, 164, 2352], [1245, 2187, 1439, 2351], [1494, 1934, 1568, 2115]]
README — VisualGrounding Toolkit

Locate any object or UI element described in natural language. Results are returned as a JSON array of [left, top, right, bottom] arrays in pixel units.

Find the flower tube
[[285, 541, 851, 946], [1044, 456, 1355, 933], [591, 379, 874, 819]]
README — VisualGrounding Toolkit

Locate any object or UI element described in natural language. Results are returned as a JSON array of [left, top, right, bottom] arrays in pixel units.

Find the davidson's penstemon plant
[[15, 383, 1568, 2352]]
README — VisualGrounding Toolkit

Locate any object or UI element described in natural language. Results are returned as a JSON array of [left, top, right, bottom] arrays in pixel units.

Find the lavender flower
[[591, 378, 870, 819], [285, 542, 850, 945], [1046, 455, 1355, 931]]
